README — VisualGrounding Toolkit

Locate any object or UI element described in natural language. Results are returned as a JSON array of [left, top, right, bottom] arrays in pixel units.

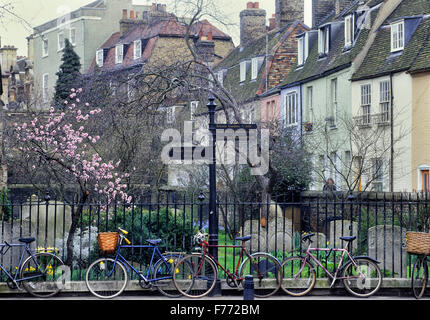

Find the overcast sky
[[0, 0, 280, 56]]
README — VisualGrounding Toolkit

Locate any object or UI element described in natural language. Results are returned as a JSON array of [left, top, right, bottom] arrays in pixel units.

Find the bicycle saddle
[[235, 235, 252, 242], [302, 233, 315, 242], [19, 237, 35, 244], [146, 239, 162, 245], [339, 236, 356, 242]]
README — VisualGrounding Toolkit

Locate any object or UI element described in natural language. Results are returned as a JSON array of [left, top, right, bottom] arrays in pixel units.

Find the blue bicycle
[[85, 228, 189, 298], [0, 237, 65, 297]]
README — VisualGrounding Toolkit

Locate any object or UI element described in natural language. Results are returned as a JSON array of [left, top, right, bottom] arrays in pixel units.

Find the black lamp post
[[207, 96, 218, 260]]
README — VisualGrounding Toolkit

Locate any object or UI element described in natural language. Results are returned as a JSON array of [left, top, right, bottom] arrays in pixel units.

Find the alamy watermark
[[161, 121, 270, 176]]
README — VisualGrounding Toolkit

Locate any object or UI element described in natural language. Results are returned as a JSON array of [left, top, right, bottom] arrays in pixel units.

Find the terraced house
[[278, 0, 427, 192], [213, 1, 308, 125], [350, 0, 430, 192]]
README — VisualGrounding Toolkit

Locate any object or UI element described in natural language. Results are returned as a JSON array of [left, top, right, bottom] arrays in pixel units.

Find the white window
[[217, 70, 224, 86], [190, 101, 199, 120], [58, 32, 65, 51], [69, 28, 76, 45], [251, 58, 258, 80], [96, 50, 104, 67], [345, 14, 354, 47], [240, 61, 247, 82], [391, 21, 404, 52], [298, 36, 305, 66], [115, 44, 124, 64], [42, 38, 49, 57], [134, 40, 142, 60], [360, 84, 372, 125], [330, 78, 338, 127], [379, 80, 391, 123], [286, 92, 298, 126], [318, 26, 330, 56], [307, 86, 313, 123], [42, 73, 49, 102]]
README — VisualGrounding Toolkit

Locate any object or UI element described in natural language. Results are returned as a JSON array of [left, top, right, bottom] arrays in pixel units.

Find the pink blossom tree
[[13, 88, 131, 265]]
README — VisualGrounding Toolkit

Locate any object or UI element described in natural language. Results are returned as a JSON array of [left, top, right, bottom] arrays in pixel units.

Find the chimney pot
[[247, 2, 254, 9], [130, 10, 135, 19], [253, 2, 259, 9], [122, 9, 127, 19], [208, 31, 213, 41]]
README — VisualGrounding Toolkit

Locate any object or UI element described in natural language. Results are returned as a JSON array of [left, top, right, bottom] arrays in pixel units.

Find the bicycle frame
[[196, 240, 253, 281], [0, 242, 47, 283], [110, 244, 174, 283], [301, 243, 361, 288]]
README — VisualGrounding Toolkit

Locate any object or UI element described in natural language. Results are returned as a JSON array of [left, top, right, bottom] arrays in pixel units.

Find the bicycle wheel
[[152, 254, 184, 298], [412, 256, 428, 299], [342, 257, 382, 297], [85, 257, 128, 299], [173, 253, 218, 298], [280, 256, 316, 297], [20, 252, 65, 298], [239, 253, 282, 298]]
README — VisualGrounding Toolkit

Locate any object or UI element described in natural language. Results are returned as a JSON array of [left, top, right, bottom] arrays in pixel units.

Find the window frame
[[318, 26, 330, 56], [42, 38, 49, 57], [42, 73, 49, 103], [96, 49, 104, 67], [344, 14, 354, 48], [115, 44, 124, 64], [251, 57, 259, 80], [240, 61, 247, 83], [69, 28, 76, 46], [58, 31, 65, 51], [379, 80, 391, 123], [360, 84, 372, 125], [391, 21, 405, 52], [285, 91, 298, 126], [133, 39, 142, 60]]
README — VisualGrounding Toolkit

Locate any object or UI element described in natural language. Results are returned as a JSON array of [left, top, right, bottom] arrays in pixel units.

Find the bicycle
[[0, 237, 65, 297], [172, 230, 282, 298], [411, 254, 429, 299], [85, 228, 188, 299], [281, 233, 383, 298]]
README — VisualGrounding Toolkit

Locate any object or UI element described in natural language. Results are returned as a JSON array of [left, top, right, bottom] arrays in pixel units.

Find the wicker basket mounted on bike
[[406, 231, 430, 255], [97, 232, 119, 254]]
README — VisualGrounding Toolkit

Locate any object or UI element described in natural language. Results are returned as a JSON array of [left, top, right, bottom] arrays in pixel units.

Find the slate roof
[[88, 17, 232, 73], [352, 0, 430, 80], [279, 2, 380, 88], [214, 21, 306, 104]]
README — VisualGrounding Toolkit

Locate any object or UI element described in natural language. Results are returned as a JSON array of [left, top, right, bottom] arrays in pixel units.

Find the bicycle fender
[[353, 256, 380, 264]]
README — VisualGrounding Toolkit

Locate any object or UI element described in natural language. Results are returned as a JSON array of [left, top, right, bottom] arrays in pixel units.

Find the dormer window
[[96, 49, 104, 67], [240, 61, 247, 83], [391, 21, 404, 52], [318, 26, 330, 56], [115, 44, 124, 64], [251, 58, 259, 80], [344, 14, 355, 48], [133, 40, 142, 60], [297, 33, 308, 66]]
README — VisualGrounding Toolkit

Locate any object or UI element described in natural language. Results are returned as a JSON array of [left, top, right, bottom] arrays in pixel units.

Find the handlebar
[[118, 228, 131, 245]]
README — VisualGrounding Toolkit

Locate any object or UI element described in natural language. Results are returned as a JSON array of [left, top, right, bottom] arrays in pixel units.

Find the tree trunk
[[65, 192, 88, 266]]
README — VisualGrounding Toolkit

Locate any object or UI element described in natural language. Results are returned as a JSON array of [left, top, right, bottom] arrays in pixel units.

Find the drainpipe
[[390, 73, 394, 192]]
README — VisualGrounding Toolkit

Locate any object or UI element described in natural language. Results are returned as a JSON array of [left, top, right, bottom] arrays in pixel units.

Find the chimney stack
[[275, 0, 304, 29], [269, 14, 276, 31], [335, 0, 354, 15], [240, 2, 266, 47], [310, 0, 336, 28]]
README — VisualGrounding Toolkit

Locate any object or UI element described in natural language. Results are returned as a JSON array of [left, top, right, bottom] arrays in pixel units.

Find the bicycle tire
[[85, 257, 128, 299], [412, 256, 428, 299], [238, 252, 282, 298], [280, 256, 316, 297], [152, 254, 184, 298], [20, 252, 65, 298], [342, 257, 382, 297], [173, 253, 218, 298]]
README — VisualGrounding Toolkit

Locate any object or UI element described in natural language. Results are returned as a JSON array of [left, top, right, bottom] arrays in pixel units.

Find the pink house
[[259, 88, 281, 125]]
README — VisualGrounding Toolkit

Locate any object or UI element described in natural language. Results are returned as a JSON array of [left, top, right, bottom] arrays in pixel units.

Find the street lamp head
[[207, 95, 216, 111]]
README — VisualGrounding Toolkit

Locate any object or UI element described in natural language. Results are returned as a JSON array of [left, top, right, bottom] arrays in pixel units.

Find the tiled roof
[[215, 22, 306, 103], [88, 17, 231, 73], [352, 0, 430, 80]]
